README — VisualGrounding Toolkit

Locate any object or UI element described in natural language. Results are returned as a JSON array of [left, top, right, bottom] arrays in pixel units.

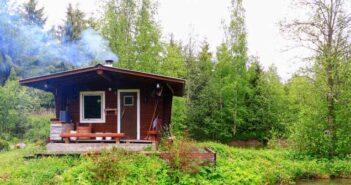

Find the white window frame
[[117, 89, 140, 140], [80, 91, 106, 123]]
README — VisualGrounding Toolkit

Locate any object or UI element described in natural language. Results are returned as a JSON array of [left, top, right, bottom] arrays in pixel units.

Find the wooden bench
[[60, 133, 125, 144]]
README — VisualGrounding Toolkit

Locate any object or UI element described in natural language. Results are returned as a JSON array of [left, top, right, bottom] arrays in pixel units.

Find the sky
[[33, 0, 309, 80]]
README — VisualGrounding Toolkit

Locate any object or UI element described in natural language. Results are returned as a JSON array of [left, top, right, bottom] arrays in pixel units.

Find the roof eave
[[19, 64, 185, 96]]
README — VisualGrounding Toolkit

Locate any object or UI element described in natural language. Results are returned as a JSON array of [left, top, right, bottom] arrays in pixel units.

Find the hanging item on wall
[[156, 83, 163, 97]]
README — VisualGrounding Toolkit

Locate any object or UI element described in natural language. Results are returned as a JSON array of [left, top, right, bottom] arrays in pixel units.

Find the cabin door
[[118, 90, 140, 140]]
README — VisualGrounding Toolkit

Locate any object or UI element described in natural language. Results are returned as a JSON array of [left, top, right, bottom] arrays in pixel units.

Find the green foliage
[[100, 0, 164, 74], [0, 77, 40, 140], [286, 76, 330, 156], [22, 0, 47, 27], [240, 63, 287, 141], [60, 3, 87, 42], [134, 0, 163, 74], [200, 142, 351, 184], [3, 0, 351, 163], [171, 97, 187, 135], [0, 74, 51, 143], [0, 145, 80, 185], [281, 0, 351, 157], [159, 137, 203, 174], [100, 0, 137, 70], [63, 148, 171, 185], [23, 113, 52, 144], [161, 37, 186, 78], [183, 0, 287, 142], [185, 42, 222, 141], [98, 0, 289, 144], [0, 139, 9, 151], [286, 64, 351, 157], [2, 143, 351, 184]]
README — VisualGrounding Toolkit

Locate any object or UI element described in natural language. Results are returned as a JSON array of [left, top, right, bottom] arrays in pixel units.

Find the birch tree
[[283, 0, 351, 157]]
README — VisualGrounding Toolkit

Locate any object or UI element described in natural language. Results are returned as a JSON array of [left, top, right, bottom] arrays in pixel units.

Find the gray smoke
[[0, 0, 118, 79]]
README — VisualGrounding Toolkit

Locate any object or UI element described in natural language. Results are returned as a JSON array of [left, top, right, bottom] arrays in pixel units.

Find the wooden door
[[119, 92, 138, 139]]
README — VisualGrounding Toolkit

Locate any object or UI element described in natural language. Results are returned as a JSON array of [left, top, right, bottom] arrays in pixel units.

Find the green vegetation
[[1, 143, 351, 185], [0, 139, 9, 151], [1, 1, 351, 184], [0, 74, 52, 142], [0, 146, 80, 185], [281, 0, 351, 158], [59, 3, 88, 42]]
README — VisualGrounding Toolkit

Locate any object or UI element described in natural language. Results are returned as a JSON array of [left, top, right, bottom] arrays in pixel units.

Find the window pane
[[124, 96, 134, 106], [84, 95, 101, 119]]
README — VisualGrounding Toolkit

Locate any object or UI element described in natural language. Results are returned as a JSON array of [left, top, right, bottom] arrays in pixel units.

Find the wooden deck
[[47, 142, 154, 153]]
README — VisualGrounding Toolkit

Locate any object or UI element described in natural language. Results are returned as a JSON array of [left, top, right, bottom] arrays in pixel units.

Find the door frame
[[117, 89, 140, 140]]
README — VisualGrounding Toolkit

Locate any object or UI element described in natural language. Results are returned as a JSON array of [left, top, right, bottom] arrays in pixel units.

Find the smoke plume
[[0, 0, 118, 82]]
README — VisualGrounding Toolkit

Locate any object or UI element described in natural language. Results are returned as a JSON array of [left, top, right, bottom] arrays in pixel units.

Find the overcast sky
[[34, 0, 310, 80]]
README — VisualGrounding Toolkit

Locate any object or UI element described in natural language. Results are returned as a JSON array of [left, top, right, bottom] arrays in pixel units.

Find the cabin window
[[123, 95, 134, 106], [80, 91, 105, 123]]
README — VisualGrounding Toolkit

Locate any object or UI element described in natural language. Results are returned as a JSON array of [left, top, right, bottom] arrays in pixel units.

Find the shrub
[[0, 79, 40, 140], [64, 148, 171, 185], [24, 112, 52, 144], [160, 137, 203, 173], [0, 139, 9, 151]]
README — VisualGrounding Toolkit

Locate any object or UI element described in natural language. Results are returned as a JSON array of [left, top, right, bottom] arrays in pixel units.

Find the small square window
[[124, 96, 134, 106]]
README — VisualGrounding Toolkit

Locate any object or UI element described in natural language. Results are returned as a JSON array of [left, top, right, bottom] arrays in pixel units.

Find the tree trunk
[[326, 59, 336, 157]]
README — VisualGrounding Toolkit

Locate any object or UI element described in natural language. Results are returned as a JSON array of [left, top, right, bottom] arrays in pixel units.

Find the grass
[[0, 145, 82, 185], [1, 142, 351, 184]]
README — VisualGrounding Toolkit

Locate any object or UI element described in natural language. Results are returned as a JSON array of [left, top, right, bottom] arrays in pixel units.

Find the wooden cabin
[[20, 60, 185, 152]]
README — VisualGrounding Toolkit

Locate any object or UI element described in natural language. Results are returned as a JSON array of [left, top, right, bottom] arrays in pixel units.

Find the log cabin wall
[[55, 79, 172, 140]]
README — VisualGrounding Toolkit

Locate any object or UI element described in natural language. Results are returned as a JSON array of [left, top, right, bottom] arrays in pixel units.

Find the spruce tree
[[22, 0, 46, 27], [186, 41, 219, 140], [60, 4, 87, 42]]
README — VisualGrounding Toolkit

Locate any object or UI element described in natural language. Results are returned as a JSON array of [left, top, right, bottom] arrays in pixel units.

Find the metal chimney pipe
[[104, 60, 114, 67]]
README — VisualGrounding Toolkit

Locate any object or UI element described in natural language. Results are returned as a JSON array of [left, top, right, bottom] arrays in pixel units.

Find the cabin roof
[[20, 64, 185, 96]]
